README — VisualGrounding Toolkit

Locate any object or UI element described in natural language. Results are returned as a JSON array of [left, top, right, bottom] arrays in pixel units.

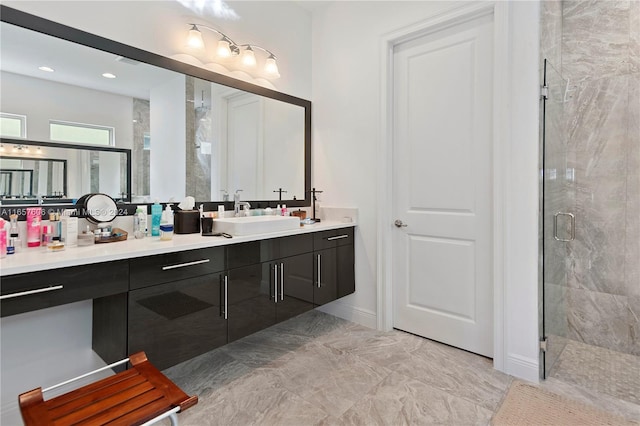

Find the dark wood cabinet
[[276, 253, 314, 322], [128, 272, 227, 370], [226, 234, 315, 342], [0, 261, 128, 317], [129, 247, 225, 290], [226, 263, 276, 342], [2, 226, 355, 371], [314, 229, 355, 306]]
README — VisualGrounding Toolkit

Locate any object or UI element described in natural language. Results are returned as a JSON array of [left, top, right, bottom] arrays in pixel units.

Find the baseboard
[[315, 300, 377, 329], [506, 353, 539, 383]]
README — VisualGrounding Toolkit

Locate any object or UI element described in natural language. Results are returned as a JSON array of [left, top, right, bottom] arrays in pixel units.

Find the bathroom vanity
[[0, 223, 355, 370]]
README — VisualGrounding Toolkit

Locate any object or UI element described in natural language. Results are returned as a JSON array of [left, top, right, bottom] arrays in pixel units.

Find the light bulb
[[186, 25, 204, 49], [264, 55, 280, 78], [0, 145, 4, 152], [241, 46, 256, 67], [217, 39, 232, 58]]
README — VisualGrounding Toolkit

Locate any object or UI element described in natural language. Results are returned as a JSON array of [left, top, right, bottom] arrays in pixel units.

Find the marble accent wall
[[540, 0, 563, 71], [185, 76, 212, 202], [132, 98, 150, 199], [547, 0, 640, 356]]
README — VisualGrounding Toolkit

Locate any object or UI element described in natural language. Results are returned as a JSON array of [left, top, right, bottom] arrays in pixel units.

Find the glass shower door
[[541, 59, 573, 378]]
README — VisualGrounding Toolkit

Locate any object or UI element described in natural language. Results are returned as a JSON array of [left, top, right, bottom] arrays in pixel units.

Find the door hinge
[[539, 338, 548, 352], [540, 85, 549, 100]]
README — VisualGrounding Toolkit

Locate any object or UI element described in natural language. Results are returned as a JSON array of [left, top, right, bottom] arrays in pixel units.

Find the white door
[[226, 94, 263, 200], [392, 13, 494, 357]]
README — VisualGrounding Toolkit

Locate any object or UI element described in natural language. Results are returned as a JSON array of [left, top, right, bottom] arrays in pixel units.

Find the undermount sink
[[213, 215, 301, 236]]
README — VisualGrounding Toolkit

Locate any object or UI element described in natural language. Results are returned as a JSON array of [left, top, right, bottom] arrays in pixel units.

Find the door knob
[[394, 220, 407, 228]]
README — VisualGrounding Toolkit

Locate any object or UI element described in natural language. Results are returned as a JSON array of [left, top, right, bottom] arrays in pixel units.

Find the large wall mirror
[[0, 5, 311, 210]]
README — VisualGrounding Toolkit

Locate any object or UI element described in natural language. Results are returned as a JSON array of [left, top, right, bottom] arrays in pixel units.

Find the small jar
[[159, 223, 174, 241], [78, 231, 95, 246]]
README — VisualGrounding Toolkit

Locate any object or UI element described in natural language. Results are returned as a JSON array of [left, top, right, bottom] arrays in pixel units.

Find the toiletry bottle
[[8, 214, 20, 252], [218, 204, 225, 218], [7, 238, 15, 255], [151, 202, 162, 237], [136, 205, 148, 237], [61, 210, 78, 247], [26, 207, 42, 247], [265, 206, 273, 216], [0, 219, 7, 258], [160, 205, 174, 241], [49, 212, 61, 241], [282, 204, 288, 216], [134, 207, 143, 239], [78, 226, 95, 246]]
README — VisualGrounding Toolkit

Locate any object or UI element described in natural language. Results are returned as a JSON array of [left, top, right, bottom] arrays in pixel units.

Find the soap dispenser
[[160, 205, 174, 241]]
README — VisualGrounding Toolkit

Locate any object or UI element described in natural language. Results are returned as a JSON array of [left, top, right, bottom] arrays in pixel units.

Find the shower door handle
[[553, 212, 575, 242]]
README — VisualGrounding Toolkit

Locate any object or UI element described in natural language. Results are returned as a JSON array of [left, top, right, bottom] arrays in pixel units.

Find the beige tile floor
[[163, 310, 640, 425]]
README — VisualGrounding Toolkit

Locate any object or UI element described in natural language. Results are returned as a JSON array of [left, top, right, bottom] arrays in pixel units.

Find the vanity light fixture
[[186, 23, 280, 78], [102, 72, 116, 79], [11, 144, 30, 153], [38, 66, 54, 72]]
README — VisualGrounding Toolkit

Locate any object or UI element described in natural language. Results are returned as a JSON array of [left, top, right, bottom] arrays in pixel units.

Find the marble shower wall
[[132, 98, 150, 200], [559, 0, 640, 355]]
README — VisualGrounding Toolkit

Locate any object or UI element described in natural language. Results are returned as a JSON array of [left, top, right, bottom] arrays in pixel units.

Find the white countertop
[[0, 221, 356, 276]]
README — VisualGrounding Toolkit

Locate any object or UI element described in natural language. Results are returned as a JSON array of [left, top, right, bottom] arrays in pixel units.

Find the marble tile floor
[[163, 310, 640, 425]]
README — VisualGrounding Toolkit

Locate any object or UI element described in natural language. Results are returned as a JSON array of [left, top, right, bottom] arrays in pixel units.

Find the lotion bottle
[[160, 205, 174, 241], [26, 207, 42, 247], [0, 219, 7, 258], [151, 202, 162, 237]]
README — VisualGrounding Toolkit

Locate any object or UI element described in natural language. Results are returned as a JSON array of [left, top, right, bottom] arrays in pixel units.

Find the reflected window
[[0, 113, 26, 138], [50, 120, 114, 146]]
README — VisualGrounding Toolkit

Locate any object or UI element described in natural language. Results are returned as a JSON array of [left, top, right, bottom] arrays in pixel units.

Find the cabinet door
[[314, 245, 355, 306], [277, 253, 314, 322], [227, 263, 276, 342], [128, 272, 226, 370], [336, 244, 355, 298], [314, 248, 338, 306]]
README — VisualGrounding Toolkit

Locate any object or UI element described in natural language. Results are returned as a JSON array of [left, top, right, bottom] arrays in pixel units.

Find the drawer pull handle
[[162, 259, 210, 271], [317, 254, 321, 288], [326, 235, 349, 241], [0, 285, 64, 300], [224, 275, 228, 320], [280, 262, 284, 301]]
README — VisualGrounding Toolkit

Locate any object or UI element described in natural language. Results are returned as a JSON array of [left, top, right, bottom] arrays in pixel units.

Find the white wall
[[311, 1, 541, 381], [150, 74, 187, 201], [0, 72, 134, 148]]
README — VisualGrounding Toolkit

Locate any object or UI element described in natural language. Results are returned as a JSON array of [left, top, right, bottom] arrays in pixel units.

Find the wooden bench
[[18, 352, 197, 426]]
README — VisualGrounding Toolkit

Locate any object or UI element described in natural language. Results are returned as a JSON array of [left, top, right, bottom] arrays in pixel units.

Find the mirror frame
[[0, 137, 131, 205], [0, 5, 311, 211]]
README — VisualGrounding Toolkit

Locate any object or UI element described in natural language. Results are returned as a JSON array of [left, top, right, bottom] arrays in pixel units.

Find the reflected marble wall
[[549, 0, 640, 355]]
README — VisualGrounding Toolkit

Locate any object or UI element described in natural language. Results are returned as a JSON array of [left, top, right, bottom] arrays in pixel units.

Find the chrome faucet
[[233, 190, 251, 217]]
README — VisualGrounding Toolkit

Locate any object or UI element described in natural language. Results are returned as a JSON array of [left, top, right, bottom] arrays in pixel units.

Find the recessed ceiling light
[[102, 72, 116, 79], [38, 66, 54, 72]]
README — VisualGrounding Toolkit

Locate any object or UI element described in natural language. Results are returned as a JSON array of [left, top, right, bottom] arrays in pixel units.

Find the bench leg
[[169, 412, 178, 426]]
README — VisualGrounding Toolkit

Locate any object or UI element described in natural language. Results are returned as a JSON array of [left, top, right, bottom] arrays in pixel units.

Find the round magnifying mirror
[[80, 193, 118, 223]]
